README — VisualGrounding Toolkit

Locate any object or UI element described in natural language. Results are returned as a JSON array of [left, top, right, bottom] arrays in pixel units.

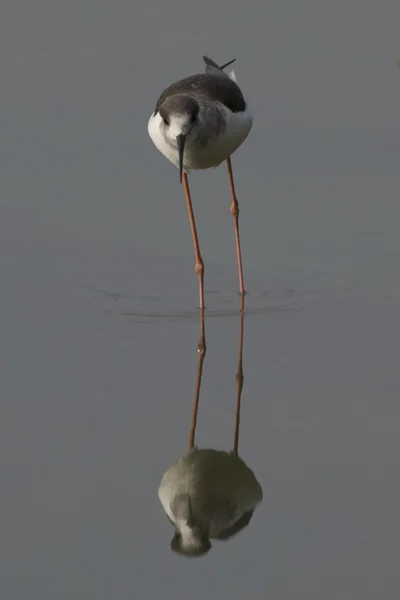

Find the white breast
[[148, 111, 180, 168], [148, 105, 253, 172]]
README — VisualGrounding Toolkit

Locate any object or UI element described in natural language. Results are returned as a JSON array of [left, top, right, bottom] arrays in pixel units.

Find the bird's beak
[[176, 133, 187, 183], [187, 496, 195, 527]]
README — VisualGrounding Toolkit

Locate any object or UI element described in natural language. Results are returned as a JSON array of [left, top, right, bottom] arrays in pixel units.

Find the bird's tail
[[203, 55, 237, 82]]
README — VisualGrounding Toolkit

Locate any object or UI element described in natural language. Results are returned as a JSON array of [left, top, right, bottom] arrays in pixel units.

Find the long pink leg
[[182, 172, 205, 310], [226, 157, 245, 300]]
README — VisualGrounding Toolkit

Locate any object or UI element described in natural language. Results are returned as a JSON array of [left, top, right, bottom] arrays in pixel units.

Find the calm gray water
[[1, 1, 400, 598]]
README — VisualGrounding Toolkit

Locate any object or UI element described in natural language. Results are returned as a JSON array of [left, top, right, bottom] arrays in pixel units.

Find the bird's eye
[[189, 113, 197, 124], [162, 116, 170, 126]]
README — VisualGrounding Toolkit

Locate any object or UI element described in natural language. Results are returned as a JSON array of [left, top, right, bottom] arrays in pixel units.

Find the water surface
[[1, 1, 400, 598]]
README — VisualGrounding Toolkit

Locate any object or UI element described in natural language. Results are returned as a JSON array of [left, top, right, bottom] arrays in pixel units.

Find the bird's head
[[170, 527, 211, 558], [158, 95, 200, 183], [169, 493, 211, 557]]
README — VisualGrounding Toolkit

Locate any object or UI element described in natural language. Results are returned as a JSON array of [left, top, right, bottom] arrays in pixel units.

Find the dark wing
[[213, 509, 255, 541], [203, 55, 236, 76], [154, 73, 246, 115]]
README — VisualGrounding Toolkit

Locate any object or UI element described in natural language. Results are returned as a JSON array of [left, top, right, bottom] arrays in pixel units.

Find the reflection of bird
[[148, 55, 252, 309], [158, 447, 263, 557]]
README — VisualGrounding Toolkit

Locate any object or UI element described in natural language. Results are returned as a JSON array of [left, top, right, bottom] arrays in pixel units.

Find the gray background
[[1, 1, 400, 598]]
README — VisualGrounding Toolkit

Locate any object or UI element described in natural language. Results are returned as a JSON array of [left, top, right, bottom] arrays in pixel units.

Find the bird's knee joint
[[230, 204, 239, 217], [195, 260, 204, 275], [197, 341, 206, 356]]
